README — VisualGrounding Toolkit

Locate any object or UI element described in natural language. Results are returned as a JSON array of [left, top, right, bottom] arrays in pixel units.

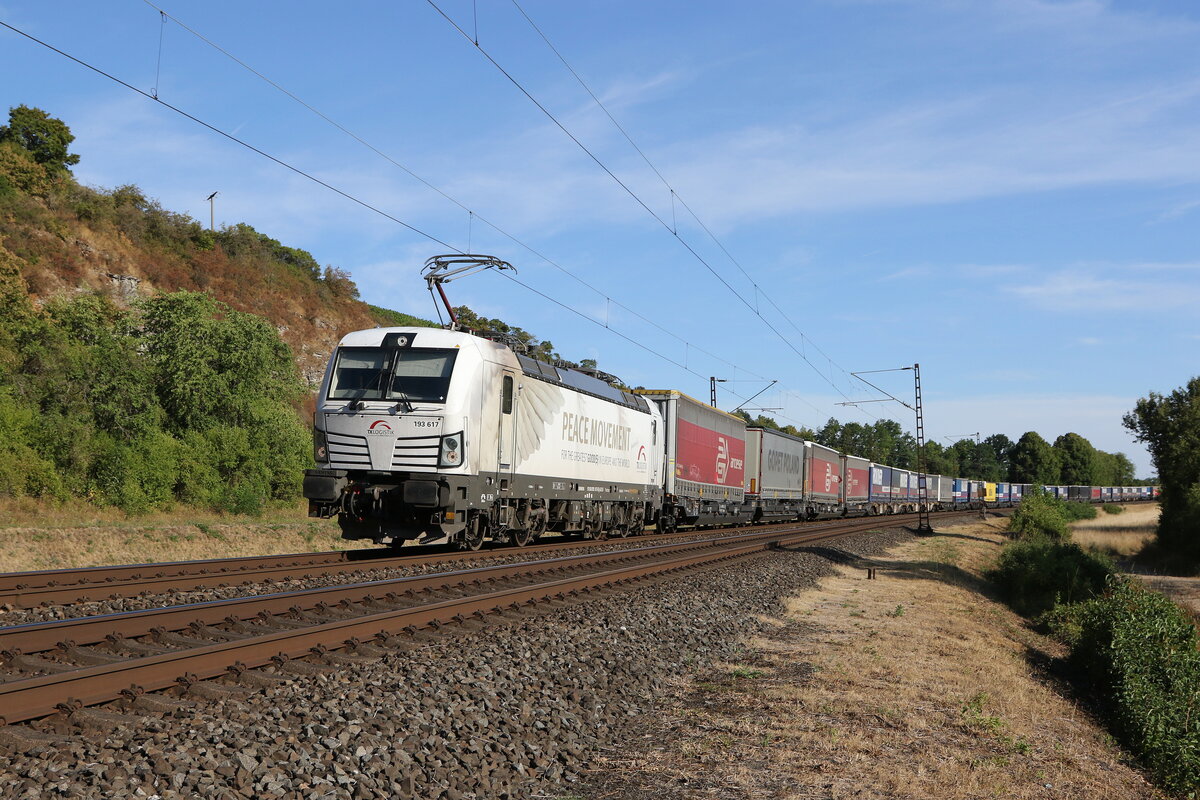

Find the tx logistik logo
[[715, 437, 728, 484], [367, 420, 394, 436]]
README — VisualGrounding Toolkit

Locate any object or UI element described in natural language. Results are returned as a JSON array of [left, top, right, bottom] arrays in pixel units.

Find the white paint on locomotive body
[[313, 326, 662, 492]]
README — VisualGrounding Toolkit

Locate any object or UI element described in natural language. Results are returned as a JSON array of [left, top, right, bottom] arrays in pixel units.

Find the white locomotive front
[[303, 327, 663, 548]]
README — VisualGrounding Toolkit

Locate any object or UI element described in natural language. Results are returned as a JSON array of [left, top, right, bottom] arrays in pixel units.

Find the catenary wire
[[508, 0, 873, 401], [0, 14, 829, 429], [136, 0, 780, 385], [131, 1, 843, 421], [0, 21, 458, 252], [425, 0, 878, 419]]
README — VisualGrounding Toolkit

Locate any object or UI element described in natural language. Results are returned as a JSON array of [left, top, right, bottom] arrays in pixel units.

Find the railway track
[[0, 512, 967, 727], [0, 516, 894, 609]]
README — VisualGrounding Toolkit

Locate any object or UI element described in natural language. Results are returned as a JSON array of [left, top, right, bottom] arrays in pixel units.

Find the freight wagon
[[869, 464, 894, 514], [842, 454, 870, 515], [744, 426, 806, 521], [638, 390, 748, 530], [803, 441, 844, 517]]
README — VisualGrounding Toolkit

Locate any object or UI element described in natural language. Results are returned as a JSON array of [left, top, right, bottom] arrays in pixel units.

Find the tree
[[984, 433, 1013, 477], [139, 291, 304, 432], [1124, 378, 1200, 559], [0, 105, 80, 172], [921, 441, 959, 477], [1009, 431, 1061, 484], [1055, 432, 1098, 485], [1111, 452, 1136, 485]]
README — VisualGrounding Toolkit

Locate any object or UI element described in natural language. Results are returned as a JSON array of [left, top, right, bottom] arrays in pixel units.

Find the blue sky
[[2, 0, 1197, 476]]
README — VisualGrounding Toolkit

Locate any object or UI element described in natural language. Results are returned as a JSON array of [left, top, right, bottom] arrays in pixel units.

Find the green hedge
[[0, 279, 310, 515], [1008, 486, 1099, 540], [1048, 579, 1200, 794], [988, 535, 1114, 617], [1008, 486, 1070, 540]]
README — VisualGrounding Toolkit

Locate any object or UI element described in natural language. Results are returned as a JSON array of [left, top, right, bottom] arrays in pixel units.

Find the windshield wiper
[[347, 357, 393, 410], [391, 386, 414, 414]]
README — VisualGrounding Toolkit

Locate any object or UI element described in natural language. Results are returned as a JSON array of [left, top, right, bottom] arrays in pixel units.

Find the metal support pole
[[914, 362, 932, 534], [710, 377, 718, 407]]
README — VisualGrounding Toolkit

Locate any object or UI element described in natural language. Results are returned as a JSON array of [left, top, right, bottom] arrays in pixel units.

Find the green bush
[[0, 283, 311, 515], [1058, 500, 1098, 521], [1008, 486, 1069, 540], [1103, 503, 1125, 515], [988, 535, 1115, 617], [1065, 578, 1200, 793]]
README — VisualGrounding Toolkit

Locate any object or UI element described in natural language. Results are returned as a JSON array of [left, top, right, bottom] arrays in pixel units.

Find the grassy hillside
[[0, 174, 437, 386], [0, 105, 441, 515]]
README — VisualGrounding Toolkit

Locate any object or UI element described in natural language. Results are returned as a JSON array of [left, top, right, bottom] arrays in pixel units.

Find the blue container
[[869, 464, 892, 502]]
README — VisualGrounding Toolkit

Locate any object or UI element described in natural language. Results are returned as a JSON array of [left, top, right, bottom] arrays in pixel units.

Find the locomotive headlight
[[313, 427, 328, 464], [439, 433, 463, 467]]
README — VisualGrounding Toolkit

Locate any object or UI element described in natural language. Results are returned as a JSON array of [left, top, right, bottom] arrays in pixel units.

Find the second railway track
[[0, 515, 917, 609], [0, 512, 969, 727]]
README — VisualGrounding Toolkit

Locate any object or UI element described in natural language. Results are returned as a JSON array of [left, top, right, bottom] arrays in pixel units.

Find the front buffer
[[304, 467, 468, 545]]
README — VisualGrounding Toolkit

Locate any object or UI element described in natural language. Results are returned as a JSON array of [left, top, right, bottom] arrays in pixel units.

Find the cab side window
[[502, 375, 514, 414]]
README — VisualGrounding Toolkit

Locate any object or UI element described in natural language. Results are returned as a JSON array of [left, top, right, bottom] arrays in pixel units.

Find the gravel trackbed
[[0, 528, 910, 800]]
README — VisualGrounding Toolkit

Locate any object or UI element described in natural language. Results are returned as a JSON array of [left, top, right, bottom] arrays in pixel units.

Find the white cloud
[[655, 77, 1200, 224], [1007, 269, 1200, 312], [878, 266, 930, 282], [1153, 198, 1200, 223]]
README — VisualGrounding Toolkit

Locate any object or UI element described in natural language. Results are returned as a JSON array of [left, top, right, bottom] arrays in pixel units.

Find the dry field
[[0, 500, 350, 572], [1070, 503, 1159, 557], [588, 520, 1160, 799]]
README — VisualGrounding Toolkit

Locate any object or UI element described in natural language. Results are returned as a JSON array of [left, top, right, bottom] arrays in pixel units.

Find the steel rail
[[0, 516, 893, 656], [0, 517, 845, 608], [0, 518, 865, 726], [0, 506, 1003, 608], [0, 547, 384, 593]]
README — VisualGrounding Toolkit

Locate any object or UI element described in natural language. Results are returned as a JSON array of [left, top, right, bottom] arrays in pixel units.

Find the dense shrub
[[1058, 500, 1098, 521], [1008, 486, 1070, 540], [988, 535, 1114, 617], [367, 304, 436, 328], [1054, 579, 1200, 793], [0, 277, 310, 514], [1103, 503, 1125, 515]]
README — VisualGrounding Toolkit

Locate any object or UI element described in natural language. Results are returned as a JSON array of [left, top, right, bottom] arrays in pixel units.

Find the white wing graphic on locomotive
[[515, 378, 566, 462]]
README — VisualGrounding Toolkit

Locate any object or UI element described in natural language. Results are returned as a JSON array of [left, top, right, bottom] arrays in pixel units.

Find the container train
[[302, 325, 1158, 548]]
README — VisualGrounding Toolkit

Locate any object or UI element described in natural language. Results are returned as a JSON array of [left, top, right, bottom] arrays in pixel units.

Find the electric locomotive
[[303, 326, 663, 549]]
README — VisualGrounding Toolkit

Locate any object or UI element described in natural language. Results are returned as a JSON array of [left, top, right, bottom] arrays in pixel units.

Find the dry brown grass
[[589, 521, 1162, 799], [0, 500, 349, 572], [1070, 503, 1159, 557]]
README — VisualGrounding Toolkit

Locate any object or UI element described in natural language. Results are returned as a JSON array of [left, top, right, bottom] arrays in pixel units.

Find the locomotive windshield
[[327, 347, 458, 403]]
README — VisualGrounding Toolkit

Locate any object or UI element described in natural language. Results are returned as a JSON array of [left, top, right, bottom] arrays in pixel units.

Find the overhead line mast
[[838, 365, 933, 534]]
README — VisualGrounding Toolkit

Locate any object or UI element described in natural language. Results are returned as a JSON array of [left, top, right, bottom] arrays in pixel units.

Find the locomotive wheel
[[460, 516, 485, 551], [528, 513, 547, 543], [508, 526, 532, 547]]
